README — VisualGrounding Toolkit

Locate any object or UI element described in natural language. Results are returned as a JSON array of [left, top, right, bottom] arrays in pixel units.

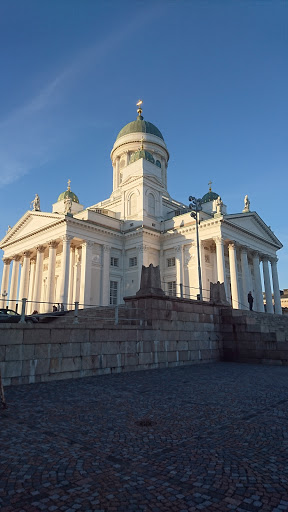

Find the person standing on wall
[[248, 291, 254, 311]]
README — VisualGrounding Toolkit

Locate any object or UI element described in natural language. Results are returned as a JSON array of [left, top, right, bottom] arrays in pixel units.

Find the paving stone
[[1, 362, 288, 511]]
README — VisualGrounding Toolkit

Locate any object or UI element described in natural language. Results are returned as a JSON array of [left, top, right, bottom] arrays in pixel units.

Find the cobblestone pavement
[[1, 362, 288, 512]]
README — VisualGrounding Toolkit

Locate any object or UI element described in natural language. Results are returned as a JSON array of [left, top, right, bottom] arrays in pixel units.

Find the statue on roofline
[[243, 194, 250, 213], [64, 196, 72, 214], [31, 194, 41, 211], [215, 196, 223, 215]]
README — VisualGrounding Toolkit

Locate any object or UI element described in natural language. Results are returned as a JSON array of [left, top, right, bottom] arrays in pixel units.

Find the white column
[[79, 241, 94, 307], [271, 257, 282, 315], [27, 258, 36, 314], [9, 256, 21, 309], [59, 235, 72, 308], [18, 251, 31, 301], [101, 244, 110, 306], [32, 245, 45, 313], [46, 241, 58, 312], [228, 243, 240, 309], [67, 246, 76, 309], [240, 247, 251, 310], [72, 247, 81, 304], [0, 258, 11, 308], [252, 252, 264, 312], [215, 237, 227, 298], [262, 257, 273, 313], [175, 245, 183, 297]]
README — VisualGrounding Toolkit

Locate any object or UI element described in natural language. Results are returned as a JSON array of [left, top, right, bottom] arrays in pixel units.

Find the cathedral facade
[[0, 105, 283, 314]]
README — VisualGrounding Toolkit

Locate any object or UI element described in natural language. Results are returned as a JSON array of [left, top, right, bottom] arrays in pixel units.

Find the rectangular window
[[110, 281, 118, 305], [129, 257, 137, 267], [167, 257, 175, 267], [110, 257, 119, 267], [167, 281, 177, 296]]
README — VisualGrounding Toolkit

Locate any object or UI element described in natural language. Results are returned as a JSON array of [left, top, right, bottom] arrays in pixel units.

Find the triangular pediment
[[0, 211, 64, 248], [224, 212, 282, 248]]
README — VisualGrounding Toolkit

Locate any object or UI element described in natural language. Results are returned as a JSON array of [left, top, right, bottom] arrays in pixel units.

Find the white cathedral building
[[0, 104, 283, 315]]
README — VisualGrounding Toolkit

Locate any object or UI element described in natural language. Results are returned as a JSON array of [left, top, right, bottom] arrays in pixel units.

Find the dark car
[[0, 308, 38, 323]]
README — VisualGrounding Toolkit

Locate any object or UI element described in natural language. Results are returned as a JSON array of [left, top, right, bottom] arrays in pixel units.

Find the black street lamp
[[189, 196, 203, 301]]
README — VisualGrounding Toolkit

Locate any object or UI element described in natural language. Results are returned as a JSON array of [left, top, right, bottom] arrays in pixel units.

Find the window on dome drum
[[167, 281, 177, 296], [129, 257, 137, 267], [167, 257, 175, 267], [129, 193, 137, 216], [148, 193, 155, 216], [110, 257, 119, 267], [156, 160, 161, 168], [110, 281, 118, 305]]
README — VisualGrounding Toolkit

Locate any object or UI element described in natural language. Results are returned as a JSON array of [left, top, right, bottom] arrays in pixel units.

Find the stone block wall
[[221, 309, 288, 365], [0, 297, 222, 386]]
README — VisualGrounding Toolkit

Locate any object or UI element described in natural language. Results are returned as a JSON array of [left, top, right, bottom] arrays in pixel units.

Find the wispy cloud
[[0, 4, 165, 188]]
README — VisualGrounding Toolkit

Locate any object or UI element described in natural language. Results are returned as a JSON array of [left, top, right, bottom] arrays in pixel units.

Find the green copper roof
[[116, 115, 164, 141], [130, 149, 155, 165], [57, 190, 79, 203], [202, 191, 219, 203]]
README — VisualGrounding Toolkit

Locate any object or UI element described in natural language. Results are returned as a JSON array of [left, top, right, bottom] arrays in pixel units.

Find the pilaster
[[0, 258, 11, 308], [228, 243, 240, 309], [252, 252, 264, 312], [262, 257, 273, 314], [271, 257, 282, 315]]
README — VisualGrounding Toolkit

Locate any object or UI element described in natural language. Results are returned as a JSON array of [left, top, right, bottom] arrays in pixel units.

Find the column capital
[[271, 256, 279, 265], [251, 250, 259, 259], [103, 244, 111, 252], [48, 240, 58, 249], [137, 244, 148, 253], [36, 245, 46, 253], [23, 250, 32, 258], [228, 242, 237, 250], [175, 245, 182, 253], [81, 240, 95, 249], [12, 255, 21, 262], [260, 254, 270, 263], [2, 257, 11, 265], [62, 235, 74, 243], [214, 236, 224, 246]]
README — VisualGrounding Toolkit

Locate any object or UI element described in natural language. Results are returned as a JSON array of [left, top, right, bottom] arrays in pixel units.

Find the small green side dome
[[57, 190, 79, 203], [116, 115, 164, 141], [130, 149, 155, 165], [202, 191, 219, 203]]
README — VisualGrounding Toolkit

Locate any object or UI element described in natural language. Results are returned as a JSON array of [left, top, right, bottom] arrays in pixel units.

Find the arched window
[[148, 193, 155, 216], [129, 193, 137, 216], [156, 160, 161, 168]]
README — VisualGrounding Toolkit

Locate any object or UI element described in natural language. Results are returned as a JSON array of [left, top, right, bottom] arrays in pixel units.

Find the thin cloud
[[0, 4, 165, 188]]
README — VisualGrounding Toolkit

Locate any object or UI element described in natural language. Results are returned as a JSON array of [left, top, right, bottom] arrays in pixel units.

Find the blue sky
[[0, 0, 287, 287]]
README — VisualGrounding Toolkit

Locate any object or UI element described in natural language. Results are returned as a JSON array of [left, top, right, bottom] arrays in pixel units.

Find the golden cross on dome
[[136, 99, 143, 116], [208, 180, 212, 192], [67, 179, 71, 191]]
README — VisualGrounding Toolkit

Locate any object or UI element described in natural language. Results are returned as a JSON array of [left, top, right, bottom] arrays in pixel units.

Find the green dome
[[202, 191, 219, 203], [130, 149, 155, 165], [116, 115, 164, 141], [57, 190, 79, 203]]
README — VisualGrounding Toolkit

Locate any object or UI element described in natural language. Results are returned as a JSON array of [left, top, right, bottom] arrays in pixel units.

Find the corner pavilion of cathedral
[[0, 104, 283, 315]]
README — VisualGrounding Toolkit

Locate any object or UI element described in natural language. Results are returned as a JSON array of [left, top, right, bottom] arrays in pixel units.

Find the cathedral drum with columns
[[0, 103, 283, 314]]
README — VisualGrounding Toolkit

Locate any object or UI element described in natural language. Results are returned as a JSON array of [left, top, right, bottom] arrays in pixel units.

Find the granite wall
[[0, 297, 222, 386], [1, 296, 288, 387]]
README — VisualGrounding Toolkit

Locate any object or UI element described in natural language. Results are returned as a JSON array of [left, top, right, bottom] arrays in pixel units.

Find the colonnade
[[172, 238, 282, 314], [0, 237, 115, 312]]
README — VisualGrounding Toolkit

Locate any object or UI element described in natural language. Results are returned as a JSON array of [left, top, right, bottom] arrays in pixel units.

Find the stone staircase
[[53, 304, 144, 327]]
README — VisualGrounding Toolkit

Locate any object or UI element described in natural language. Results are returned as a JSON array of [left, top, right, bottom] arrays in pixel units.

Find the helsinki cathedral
[[0, 102, 283, 314]]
